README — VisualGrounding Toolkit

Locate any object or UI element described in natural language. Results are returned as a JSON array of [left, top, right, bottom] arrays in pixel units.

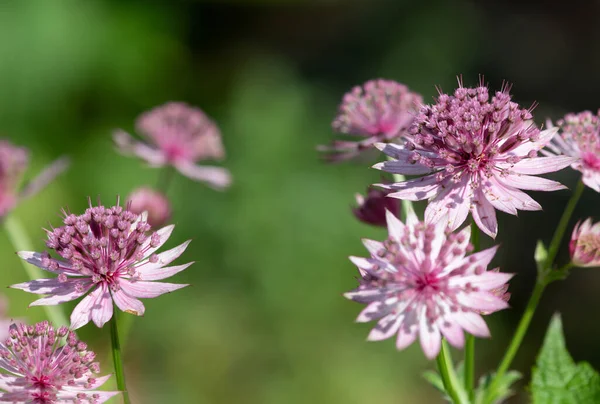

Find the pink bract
[[114, 102, 231, 189], [374, 80, 576, 238], [11, 199, 193, 330], [319, 79, 422, 162], [0, 321, 118, 403], [345, 210, 512, 359], [570, 218, 600, 267], [544, 110, 600, 192]]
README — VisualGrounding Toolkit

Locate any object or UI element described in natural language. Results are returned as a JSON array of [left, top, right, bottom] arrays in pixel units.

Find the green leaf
[[535, 240, 548, 272], [474, 370, 522, 404], [530, 314, 600, 404], [423, 370, 446, 394]]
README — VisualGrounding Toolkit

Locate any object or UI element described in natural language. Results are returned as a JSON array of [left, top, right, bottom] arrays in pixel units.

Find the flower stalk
[[110, 311, 130, 404], [436, 340, 469, 404]]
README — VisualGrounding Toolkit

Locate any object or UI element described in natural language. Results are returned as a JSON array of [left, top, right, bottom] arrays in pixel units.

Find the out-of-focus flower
[[319, 79, 422, 162], [344, 209, 512, 359], [544, 111, 600, 192], [114, 102, 231, 189], [0, 321, 119, 403], [570, 218, 600, 267], [353, 186, 399, 227], [0, 140, 69, 217], [0, 296, 17, 342], [126, 187, 171, 228], [375, 80, 576, 238], [11, 199, 193, 330]]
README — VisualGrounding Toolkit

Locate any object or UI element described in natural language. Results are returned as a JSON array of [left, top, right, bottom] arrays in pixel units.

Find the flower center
[[582, 151, 600, 171], [415, 272, 441, 293]]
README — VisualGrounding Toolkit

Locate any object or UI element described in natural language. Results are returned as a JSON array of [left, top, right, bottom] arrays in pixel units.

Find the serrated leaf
[[475, 370, 522, 404], [530, 314, 600, 404]]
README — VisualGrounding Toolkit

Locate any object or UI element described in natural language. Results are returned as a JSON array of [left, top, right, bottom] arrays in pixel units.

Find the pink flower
[[0, 321, 118, 403], [11, 199, 193, 330], [570, 218, 600, 267], [114, 102, 231, 189], [126, 187, 171, 228], [319, 79, 422, 162], [0, 140, 69, 217], [544, 110, 600, 192], [344, 210, 512, 359], [353, 186, 400, 227], [374, 80, 576, 238]]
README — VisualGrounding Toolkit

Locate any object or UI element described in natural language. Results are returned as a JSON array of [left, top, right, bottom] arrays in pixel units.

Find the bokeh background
[[0, 0, 599, 402]]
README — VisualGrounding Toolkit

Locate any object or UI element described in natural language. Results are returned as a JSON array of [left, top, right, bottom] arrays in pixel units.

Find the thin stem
[[3, 215, 69, 327], [464, 222, 480, 401], [436, 340, 470, 404], [391, 173, 414, 218], [156, 166, 175, 195], [543, 179, 585, 271], [110, 310, 130, 404], [485, 181, 585, 403]]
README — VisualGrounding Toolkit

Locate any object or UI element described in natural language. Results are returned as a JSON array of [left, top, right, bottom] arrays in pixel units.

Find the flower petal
[[113, 130, 166, 166], [19, 157, 70, 200], [174, 162, 232, 190], [367, 313, 402, 341], [452, 311, 490, 338], [501, 174, 566, 191], [70, 286, 102, 330], [471, 189, 498, 238], [90, 284, 113, 328], [439, 320, 465, 349], [119, 280, 188, 298], [111, 289, 145, 316], [29, 282, 92, 307], [510, 156, 577, 175], [419, 314, 441, 359], [138, 240, 191, 272], [425, 176, 471, 231], [11, 278, 75, 295], [382, 174, 442, 201], [17, 251, 81, 276], [136, 261, 194, 281]]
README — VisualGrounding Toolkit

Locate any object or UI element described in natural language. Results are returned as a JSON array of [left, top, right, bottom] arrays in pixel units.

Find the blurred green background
[[1, 0, 599, 402]]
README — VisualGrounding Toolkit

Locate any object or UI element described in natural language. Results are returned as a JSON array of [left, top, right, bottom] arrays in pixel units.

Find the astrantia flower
[[570, 218, 600, 267], [344, 210, 512, 359], [0, 321, 118, 403], [114, 102, 231, 189], [353, 186, 399, 227], [11, 200, 193, 330], [126, 187, 171, 228], [319, 79, 422, 162], [0, 140, 69, 217], [374, 81, 576, 238], [544, 110, 600, 192]]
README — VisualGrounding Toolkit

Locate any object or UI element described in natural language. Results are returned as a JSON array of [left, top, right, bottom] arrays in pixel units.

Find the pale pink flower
[[319, 79, 422, 162], [353, 186, 399, 227], [126, 187, 171, 228], [11, 199, 193, 330], [114, 102, 231, 189], [344, 210, 512, 359], [570, 218, 600, 267], [544, 110, 600, 192], [0, 140, 69, 217], [0, 321, 118, 403], [374, 80, 576, 238]]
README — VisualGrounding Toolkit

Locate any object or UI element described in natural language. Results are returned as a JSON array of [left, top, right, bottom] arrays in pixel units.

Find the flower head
[[345, 210, 512, 359], [114, 102, 231, 189], [0, 321, 118, 403], [0, 140, 69, 217], [353, 186, 399, 227], [319, 79, 422, 162], [374, 79, 576, 238], [544, 110, 600, 192], [570, 218, 600, 267], [126, 187, 171, 228], [11, 199, 193, 330]]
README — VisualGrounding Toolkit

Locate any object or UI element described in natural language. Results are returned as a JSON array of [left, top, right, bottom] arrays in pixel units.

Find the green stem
[[3, 215, 69, 327], [156, 166, 175, 195], [485, 180, 585, 404], [436, 340, 470, 404], [391, 173, 414, 218], [543, 179, 585, 271], [110, 310, 130, 404], [465, 223, 480, 401]]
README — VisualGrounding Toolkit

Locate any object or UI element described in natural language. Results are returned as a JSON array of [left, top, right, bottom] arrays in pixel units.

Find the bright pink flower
[[344, 210, 512, 359], [319, 79, 422, 162], [11, 200, 193, 330], [0, 140, 69, 217], [544, 111, 600, 192], [114, 102, 231, 189], [0, 321, 118, 403], [374, 80, 576, 238], [570, 218, 600, 267], [126, 187, 171, 228], [353, 186, 400, 227]]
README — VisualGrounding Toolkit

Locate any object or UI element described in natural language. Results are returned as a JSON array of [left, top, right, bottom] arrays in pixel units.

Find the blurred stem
[[3, 215, 69, 327], [543, 179, 585, 271], [485, 181, 584, 404], [436, 339, 469, 404], [464, 222, 480, 401], [110, 310, 130, 404], [391, 173, 414, 218], [156, 166, 175, 194]]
